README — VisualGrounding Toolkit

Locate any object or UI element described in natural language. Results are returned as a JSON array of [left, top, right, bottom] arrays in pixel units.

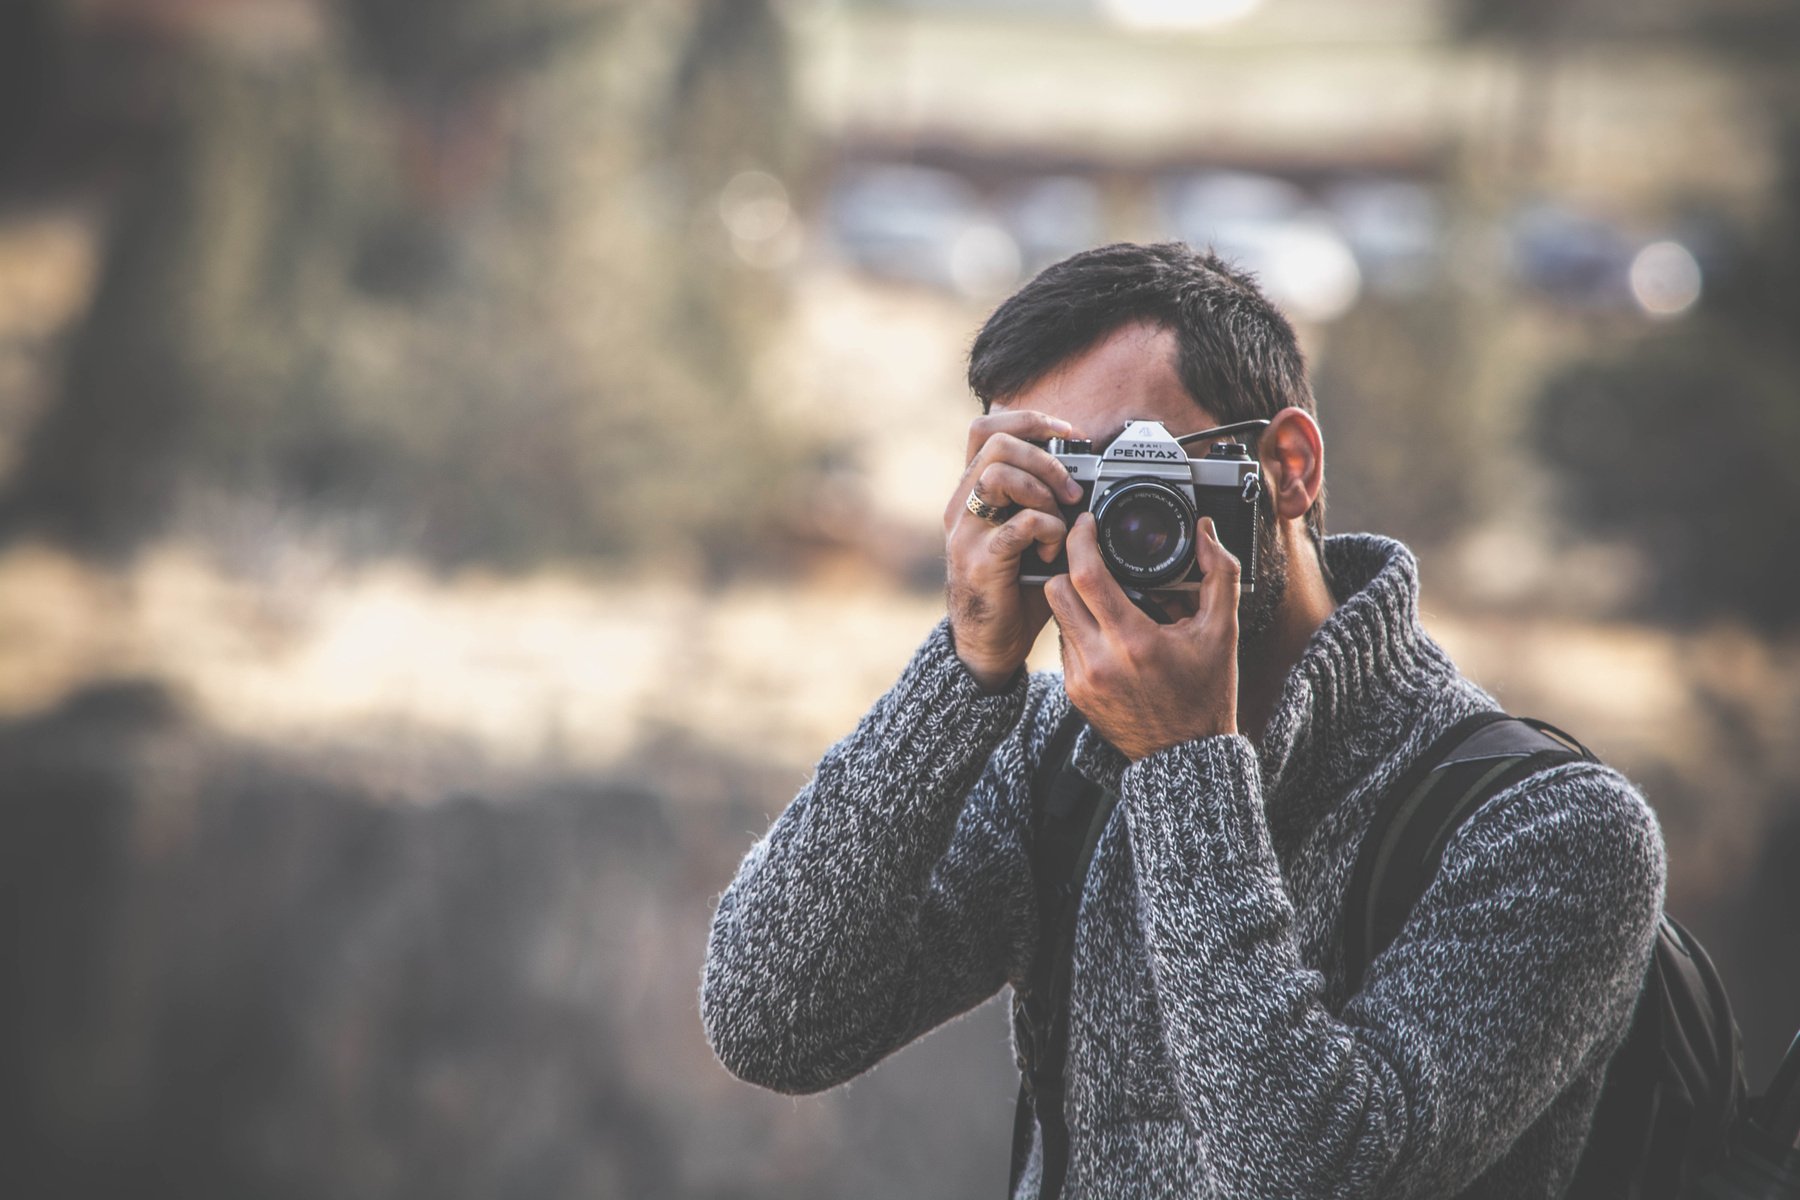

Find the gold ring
[[965, 489, 1009, 525]]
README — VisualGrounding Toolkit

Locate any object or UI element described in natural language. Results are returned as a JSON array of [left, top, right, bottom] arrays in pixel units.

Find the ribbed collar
[[1255, 533, 1459, 822], [1072, 534, 1458, 823]]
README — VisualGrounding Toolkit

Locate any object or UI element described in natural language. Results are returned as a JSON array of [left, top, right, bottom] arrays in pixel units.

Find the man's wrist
[[1115, 721, 1236, 762], [959, 653, 1021, 694], [944, 619, 1023, 694]]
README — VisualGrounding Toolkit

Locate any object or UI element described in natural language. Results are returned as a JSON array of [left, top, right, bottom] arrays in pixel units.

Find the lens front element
[[1093, 479, 1196, 589]]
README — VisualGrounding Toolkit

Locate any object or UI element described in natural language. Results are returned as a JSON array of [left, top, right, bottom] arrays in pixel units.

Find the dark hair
[[968, 241, 1325, 543]]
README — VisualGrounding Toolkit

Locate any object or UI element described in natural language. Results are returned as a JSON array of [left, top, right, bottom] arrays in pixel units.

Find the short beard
[[1236, 500, 1289, 647]]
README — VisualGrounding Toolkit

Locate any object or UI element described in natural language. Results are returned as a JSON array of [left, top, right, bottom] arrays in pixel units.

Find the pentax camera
[[1019, 418, 1266, 593]]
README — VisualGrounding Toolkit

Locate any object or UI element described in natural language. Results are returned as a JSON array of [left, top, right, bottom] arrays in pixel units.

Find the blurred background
[[0, 0, 1796, 1196]]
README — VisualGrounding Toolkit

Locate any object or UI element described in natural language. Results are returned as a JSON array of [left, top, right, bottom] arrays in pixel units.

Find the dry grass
[[0, 539, 948, 790], [3, 535, 1795, 833]]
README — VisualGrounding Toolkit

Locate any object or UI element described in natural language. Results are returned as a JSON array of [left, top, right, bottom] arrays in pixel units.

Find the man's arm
[[700, 622, 1052, 1094], [1120, 743, 1665, 1198], [1046, 514, 1665, 1195], [703, 406, 1090, 1093]]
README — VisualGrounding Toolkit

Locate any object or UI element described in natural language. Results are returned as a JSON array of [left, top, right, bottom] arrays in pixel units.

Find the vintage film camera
[[1019, 418, 1268, 594]]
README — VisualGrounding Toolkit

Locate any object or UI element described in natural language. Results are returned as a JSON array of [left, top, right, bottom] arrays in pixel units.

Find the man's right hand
[[943, 410, 1086, 692]]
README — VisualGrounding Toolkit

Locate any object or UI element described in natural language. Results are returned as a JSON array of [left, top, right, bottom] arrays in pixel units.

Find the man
[[701, 242, 1665, 1198]]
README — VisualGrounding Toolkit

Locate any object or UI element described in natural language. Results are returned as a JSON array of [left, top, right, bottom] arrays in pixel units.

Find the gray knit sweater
[[702, 535, 1666, 1199]]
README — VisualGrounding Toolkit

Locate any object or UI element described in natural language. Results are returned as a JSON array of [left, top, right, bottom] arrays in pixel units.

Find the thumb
[[1194, 518, 1243, 612]]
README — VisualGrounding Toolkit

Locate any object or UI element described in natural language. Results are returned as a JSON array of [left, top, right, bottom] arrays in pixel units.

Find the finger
[[1194, 517, 1243, 614], [1020, 583, 1053, 632], [1064, 513, 1149, 635], [970, 433, 1084, 503], [965, 410, 1081, 465], [948, 431, 1083, 530], [974, 462, 1061, 518], [951, 505, 1065, 570], [1043, 571, 1098, 642], [981, 508, 1066, 568]]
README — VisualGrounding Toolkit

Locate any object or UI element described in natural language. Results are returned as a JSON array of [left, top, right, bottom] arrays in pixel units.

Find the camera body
[[1019, 419, 1263, 593]]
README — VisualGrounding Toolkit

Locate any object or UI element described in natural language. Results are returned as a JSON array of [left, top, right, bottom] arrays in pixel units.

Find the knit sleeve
[[1118, 738, 1665, 1199], [700, 618, 1047, 1095]]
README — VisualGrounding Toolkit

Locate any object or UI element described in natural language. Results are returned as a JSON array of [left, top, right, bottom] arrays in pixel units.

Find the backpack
[[1011, 708, 1791, 1200], [1344, 711, 1746, 1198]]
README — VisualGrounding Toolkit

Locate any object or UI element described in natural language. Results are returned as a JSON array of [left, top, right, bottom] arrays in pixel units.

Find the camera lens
[[1114, 501, 1178, 560], [1093, 480, 1195, 588]]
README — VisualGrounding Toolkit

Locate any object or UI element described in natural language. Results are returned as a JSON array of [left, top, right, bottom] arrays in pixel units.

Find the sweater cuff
[[855, 618, 1028, 820], [1122, 733, 1269, 873]]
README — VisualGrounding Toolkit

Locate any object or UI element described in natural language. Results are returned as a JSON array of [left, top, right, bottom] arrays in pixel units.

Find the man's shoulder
[[1447, 753, 1667, 903]]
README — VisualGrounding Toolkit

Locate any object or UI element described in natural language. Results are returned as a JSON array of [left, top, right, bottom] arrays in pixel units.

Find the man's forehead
[[988, 322, 1218, 441], [990, 404, 1223, 452]]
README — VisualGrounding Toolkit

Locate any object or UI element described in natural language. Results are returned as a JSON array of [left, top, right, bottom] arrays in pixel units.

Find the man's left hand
[[1044, 513, 1240, 761]]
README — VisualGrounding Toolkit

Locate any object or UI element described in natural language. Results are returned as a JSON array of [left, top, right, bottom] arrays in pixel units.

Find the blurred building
[[791, 0, 1767, 321]]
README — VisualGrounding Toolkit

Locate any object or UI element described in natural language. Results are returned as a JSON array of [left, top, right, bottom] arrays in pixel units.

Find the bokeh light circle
[[1629, 240, 1703, 318]]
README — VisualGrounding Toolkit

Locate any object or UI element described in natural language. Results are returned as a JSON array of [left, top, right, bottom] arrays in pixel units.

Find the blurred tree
[[0, 0, 816, 574], [0, 0, 60, 188], [1533, 5, 1800, 629], [1312, 295, 1478, 552]]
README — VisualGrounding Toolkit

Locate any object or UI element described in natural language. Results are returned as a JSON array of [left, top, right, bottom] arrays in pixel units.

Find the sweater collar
[[1070, 533, 1456, 810], [1255, 533, 1458, 813]]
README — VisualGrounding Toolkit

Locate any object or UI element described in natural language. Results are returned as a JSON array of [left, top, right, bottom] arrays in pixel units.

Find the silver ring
[[965, 489, 1009, 525]]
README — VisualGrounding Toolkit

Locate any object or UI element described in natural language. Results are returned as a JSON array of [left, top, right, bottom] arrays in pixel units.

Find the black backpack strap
[[1009, 707, 1116, 1200], [1343, 713, 1592, 995]]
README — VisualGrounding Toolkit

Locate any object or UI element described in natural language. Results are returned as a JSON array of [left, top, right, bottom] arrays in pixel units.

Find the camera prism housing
[[1020, 419, 1263, 593]]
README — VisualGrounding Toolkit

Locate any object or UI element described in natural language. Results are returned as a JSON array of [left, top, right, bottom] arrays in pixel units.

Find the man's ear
[[1260, 407, 1323, 522]]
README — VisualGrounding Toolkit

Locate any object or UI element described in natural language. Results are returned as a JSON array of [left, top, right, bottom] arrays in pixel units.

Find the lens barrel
[[1093, 479, 1196, 589]]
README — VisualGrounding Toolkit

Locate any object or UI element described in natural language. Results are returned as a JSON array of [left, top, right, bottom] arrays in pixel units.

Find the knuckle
[[990, 521, 1028, 556], [990, 432, 1028, 459]]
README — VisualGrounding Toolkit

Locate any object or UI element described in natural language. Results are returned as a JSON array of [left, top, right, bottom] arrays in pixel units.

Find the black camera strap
[[1009, 707, 1114, 1200]]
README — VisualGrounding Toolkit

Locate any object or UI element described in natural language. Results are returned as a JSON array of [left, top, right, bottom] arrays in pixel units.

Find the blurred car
[[1001, 174, 1106, 277], [1157, 169, 1362, 323], [825, 163, 1022, 297], [1506, 200, 1640, 309], [1321, 177, 1443, 296], [1506, 200, 1706, 318]]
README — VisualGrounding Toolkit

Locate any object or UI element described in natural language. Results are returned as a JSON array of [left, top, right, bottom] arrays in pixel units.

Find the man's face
[[990, 321, 1289, 640]]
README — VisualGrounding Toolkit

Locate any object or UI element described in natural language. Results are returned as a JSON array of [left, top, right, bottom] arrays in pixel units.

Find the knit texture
[[701, 535, 1666, 1199]]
